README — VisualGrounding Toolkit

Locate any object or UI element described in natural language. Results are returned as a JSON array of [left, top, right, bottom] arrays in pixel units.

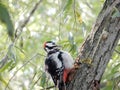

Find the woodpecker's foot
[[74, 57, 81, 69], [74, 61, 81, 69]]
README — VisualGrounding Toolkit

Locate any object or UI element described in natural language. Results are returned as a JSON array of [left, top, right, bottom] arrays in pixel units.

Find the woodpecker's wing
[[61, 51, 74, 69], [45, 55, 64, 88]]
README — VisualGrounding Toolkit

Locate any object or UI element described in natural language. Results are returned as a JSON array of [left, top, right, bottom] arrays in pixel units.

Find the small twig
[[38, 52, 46, 57], [5, 53, 39, 90], [84, 1, 94, 11], [0, 54, 8, 68], [115, 49, 120, 54], [58, 0, 62, 41], [40, 85, 55, 90], [33, 74, 42, 86], [46, 74, 50, 90], [30, 71, 37, 85], [15, 0, 43, 40], [73, 0, 77, 29], [0, 43, 14, 68], [14, 45, 26, 55]]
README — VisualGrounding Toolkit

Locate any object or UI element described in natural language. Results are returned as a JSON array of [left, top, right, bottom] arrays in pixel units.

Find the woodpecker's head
[[44, 41, 60, 52]]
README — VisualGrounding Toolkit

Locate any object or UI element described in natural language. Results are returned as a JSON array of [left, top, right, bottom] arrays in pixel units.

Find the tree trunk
[[67, 0, 120, 90]]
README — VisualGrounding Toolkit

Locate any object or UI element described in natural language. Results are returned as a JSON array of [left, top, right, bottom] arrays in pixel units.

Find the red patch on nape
[[43, 42, 47, 48]]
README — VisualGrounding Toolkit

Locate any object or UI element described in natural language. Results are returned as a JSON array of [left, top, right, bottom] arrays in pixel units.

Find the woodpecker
[[44, 41, 74, 90]]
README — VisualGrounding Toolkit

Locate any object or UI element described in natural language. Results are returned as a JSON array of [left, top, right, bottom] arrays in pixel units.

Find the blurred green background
[[0, 0, 120, 90]]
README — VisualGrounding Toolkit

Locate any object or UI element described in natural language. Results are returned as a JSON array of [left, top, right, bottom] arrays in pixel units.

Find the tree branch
[[5, 53, 40, 90], [0, 0, 43, 72], [40, 85, 55, 90], [67, 0, 120, 90], [15, 0, 43, 40]]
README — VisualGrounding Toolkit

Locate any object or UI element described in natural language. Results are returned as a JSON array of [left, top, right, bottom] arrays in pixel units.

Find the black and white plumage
[[44, 41, 74, 90]]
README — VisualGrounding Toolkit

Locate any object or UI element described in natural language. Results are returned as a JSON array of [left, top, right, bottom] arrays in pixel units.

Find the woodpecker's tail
[[58, 81, 66, 90]]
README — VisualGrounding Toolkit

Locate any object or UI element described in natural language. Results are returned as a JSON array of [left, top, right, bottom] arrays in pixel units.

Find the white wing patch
[[61, 51, 74, 69], [48, 51, 74, 69], [51, 52, 63, 68]]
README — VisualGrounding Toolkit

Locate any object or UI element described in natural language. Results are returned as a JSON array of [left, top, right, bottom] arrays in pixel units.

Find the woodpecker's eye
[[52, 42, 55, 45]]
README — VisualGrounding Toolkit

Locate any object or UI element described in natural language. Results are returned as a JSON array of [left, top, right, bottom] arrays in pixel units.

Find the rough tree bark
[[67, 0, 120, 90]]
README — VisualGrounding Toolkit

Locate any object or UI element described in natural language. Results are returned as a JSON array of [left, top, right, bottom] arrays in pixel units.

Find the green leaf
[[0, 60, 13, 72], [40, 72, 46, 88], [63, 0, 73, 15], [112, 7, 120, 18], [111, 63, 120, 73], [0, 2, 14, 40], [0, 74, 11, 89], [7, 44, 16, 61], [64, 0, 73, 10], [0, 74, 7, 86], [68, 32, 74, 45], [8, 61, 16, 71], [113, 72, 120, 79], [0, 44, 16, 72], [7, 44, 16, 71], [75, 11, 83, 24]]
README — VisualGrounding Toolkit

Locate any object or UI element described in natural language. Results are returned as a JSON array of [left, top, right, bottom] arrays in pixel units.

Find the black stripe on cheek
[[46, 45, 57, 49], [44, 47, 47, 51]]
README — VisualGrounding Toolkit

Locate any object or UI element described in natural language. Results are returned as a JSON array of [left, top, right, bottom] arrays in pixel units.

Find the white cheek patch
[[45, 48, 50, 52], [46, 43, 54, 47]]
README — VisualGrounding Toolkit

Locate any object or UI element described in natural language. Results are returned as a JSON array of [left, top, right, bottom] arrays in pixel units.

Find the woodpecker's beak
[[44, 47, 47, 52]]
